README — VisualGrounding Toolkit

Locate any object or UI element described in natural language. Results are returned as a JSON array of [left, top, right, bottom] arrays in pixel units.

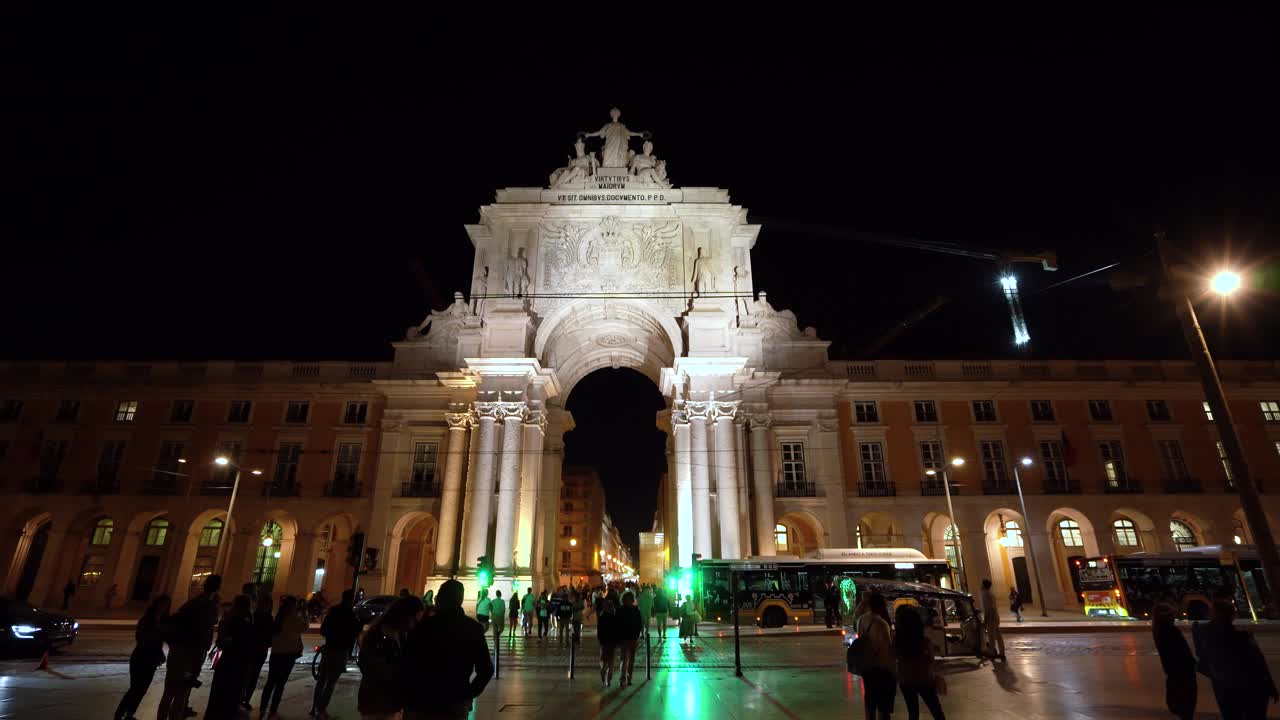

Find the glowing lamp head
[[950, 457, 965, 467], [262, 537, 273, 547], [1210, 270, 1242, 296], [1234, 535, 1243, 545], [1000, 275, 1018, 292], [250, 469, 263, 475], [1020, 457, 1033, 467], [925, 469, 937, 476], [569, 538, 578, 547], [214, 457, 230, 466], [177, 458, 187, 464]]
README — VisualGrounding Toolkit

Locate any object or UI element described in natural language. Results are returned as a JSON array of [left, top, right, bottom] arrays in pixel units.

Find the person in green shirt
[[521, 587, 536, 637]]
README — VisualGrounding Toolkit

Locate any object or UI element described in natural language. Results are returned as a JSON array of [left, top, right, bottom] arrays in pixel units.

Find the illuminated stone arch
[[1045, 507, 1101, 607], [774, 510, 825, 557], [387, 511, 439, 597]]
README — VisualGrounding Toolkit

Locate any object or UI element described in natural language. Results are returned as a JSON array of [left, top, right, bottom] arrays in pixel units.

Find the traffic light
[[363, 547, 380, 571], [347, 532, 366, 568], [476, 555, 493, 589]]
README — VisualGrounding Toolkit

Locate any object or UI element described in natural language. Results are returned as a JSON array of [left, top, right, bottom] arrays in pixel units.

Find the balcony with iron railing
[[775, 481, 817, 498], [1162, 476, 1203, 493], [920, 479, 959, 496], [80, 475, 121, 495], [858, 481, 896, 497], [263, 478, 301, 497], [200, 480, 235, 496], [398, 478, 441, 498], [1042, 477, 1081, 494], [141, 476, 180, 495], [24, 475, 62, 493], [326, 479, 362, 498], [1102, 476, 1142, 494], [983, 476, 1014, 495]]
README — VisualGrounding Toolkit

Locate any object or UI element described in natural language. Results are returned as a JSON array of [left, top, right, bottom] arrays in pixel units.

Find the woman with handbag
[[113, 594, 171, 720], [895, 604, 946, 719]]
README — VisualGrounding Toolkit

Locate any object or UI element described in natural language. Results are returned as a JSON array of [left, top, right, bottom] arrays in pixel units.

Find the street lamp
[[569, 538, 578, 547], [927, 456, 968, 592], [211, 456, 263, 577], [1011, 456, 1049, 617], [1157, 234, 1280, 618]]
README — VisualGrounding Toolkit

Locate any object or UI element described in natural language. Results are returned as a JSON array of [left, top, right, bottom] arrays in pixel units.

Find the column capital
[[711, 400, 740, 420], [445, 411, 471, 429], [671, 408, 690, 426], [684, 400, 712, 419], [523, 409, 547, 432], [472, 400, 527, 421], [748, 412, 773, 429]]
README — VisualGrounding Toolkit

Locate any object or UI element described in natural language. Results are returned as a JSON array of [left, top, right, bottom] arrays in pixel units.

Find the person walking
[[357, 597, 420, 720], [536, 590, 550, 639], [678, 595, 700, 648], [312, 589, 360, 720], [652, 588, 669, 640], [617, 591, 643, 687], [555, 591, 572, 647], [242, 590, 274, 712], [597, 594, 620, 686], [636, 585, 653, 638], [490, 590, 507, 645], [1152, 603, 1197, 720], [421, 589, 433, 609], [259, 596, 307, 720], [156, 574, 222, 720], [521, 587, 535, 637], [508, 588, 521, 639], [475, 589, 492, 632], [1195, 599, 1278, 719], [113, 594, 170, 720], [401, 579, 493, 720], [204, 594, 254, 720], [1009, 587, 1024, 623], [895, 604, 945, 720], [854, 592, 896, 720], [62, 579, 76, 611], [980, 579, 1005, 660]]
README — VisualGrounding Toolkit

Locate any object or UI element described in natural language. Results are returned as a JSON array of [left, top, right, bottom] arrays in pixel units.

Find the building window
[[343, 401, 369, 425], [1262, 401, 1280, 422], [1202, 401, 1214, 422], [285, 401, 310, 424], [780, 442, 807, 485], [253, 521, 284, 591], [144, 518, 170, 546], [979, 440, 1008, 487], [1058, 519, 1084, 547], [853, 401, 879, 423], [1170, 519, 1198, 551], [943, 524, 960, 571], [1088, 400, 1113, 423], [198, 519, 224, 547], [562, 525, 572, 538], [97, 440, 127, 487], [1113, 519, 1140, 547], [1038, 440, 1066, 485], [91, 517, 114, 546], [562, 501, 573, 511], [972, 400, 998, 422], [39, 439, 70, 478], [333, 443, 361, 490], [272, 442, 303, 492], [170, 400, 195, 423], [1158, 440, 1191, 482], [209, 440, 243, 490], [860, 442, 887, 485], [56, 399, 81, 422], [1215, 441, 1233, 484], [154, 441, 185, 486], [191, 556, 215, 589], [1146, 400, 1172, 422], [1233, 519, 1248, 545], [1003, 520, 1024, 547], [114, 400, 139, 423], [0, 399, 22, 422], [774, 523, 789, 552], [411, 442, 439, 487], [1030, 400, 1055, 422], [227, 401, 252, 424], [920, 440, 945, 473], [913, 400, 938, 423], [562, 551, 571, 565], [79, 555, 105, 587], [1099, 440, 1127, 488]]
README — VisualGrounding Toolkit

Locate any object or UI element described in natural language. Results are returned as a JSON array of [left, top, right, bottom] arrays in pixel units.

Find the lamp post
[[1157, 234, 1280, 618], [928, 456, 968, 592], [211, 456, 263, 577], [1011, 457, 1049, 617]]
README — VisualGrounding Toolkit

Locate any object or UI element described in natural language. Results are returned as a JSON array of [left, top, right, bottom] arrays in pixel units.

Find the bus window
[[747, 571, 780, 592]]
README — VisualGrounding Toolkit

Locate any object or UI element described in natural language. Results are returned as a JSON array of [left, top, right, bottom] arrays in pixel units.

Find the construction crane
[[758, 220, 1058, 354]]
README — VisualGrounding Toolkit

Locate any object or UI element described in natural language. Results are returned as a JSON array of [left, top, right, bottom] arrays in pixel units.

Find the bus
[[1182, 545, 1269, 620], [1076, 552, 1238, 620], [695, 548, 955, 628]]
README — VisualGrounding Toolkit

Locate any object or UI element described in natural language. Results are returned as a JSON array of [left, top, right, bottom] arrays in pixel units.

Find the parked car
[[353, 595, 395, 624], [0, 596, 79, 656]]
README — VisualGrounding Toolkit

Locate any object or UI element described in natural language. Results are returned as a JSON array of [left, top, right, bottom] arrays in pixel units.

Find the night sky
[[7, 12, 1279, 546]]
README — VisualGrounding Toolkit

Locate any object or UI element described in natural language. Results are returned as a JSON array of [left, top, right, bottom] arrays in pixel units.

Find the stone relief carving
[[539, 216, 682, 311], [595, 333, 629, 347]]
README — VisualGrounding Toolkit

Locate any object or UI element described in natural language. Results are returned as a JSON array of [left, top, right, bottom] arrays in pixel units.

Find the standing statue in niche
[[505, 248, 530, 297], [549, 138, 599, 188], [472, 265, 490, 315], [628, 140, 671, 188], [691, 246, 715, 298], [732, 265, 751, 322], [580, 107, 650, 168]]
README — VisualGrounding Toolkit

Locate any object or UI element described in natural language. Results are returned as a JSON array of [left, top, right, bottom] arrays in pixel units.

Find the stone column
[[460, 402, 500, 569], [434, 411, 471, 570], [672, 409, 694, 569], [1027, 530, 1067, 610], [688, 402, 713, 561], [713, 401, 742, 559], [516, 410, 545, 570], [735, 418, 751, 556], [750, 415, 777, 556], [493, 402, 527, 571], [285, 531, 319, 600], [959, 529, 991, 597], [29, 528, 69, 607]]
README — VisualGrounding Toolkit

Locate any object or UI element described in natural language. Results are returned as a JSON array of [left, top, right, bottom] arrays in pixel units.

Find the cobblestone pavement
[[4, 628, 1280, 719]]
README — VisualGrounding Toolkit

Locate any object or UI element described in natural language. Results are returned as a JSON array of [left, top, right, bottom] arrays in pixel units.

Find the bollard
[[568, 627, 576, 679], [732, 569, 743, 678], [645, 624, 651, 680], [494, 632, 500, 679]]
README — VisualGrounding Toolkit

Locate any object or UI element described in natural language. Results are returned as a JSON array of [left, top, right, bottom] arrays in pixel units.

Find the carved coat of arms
[[539, 216, 682, 311]]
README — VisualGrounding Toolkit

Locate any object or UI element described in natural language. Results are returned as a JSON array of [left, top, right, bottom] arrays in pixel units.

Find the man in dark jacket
[[312, 589, 360, 719], [157, 574, 222, 720], [402, 579, 493, 720]]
